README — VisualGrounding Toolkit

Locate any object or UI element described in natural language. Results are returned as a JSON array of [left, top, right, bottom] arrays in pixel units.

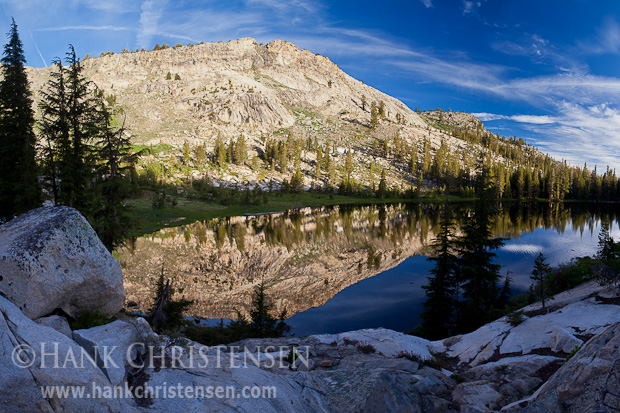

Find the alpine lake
[[115, 202, 620, 337]]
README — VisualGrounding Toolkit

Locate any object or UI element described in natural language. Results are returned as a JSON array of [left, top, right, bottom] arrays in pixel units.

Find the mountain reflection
[[116, 202, 620, 321]]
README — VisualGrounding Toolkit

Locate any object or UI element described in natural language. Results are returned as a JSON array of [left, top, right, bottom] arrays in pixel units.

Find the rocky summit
[[26, 38, 542, 191], [1, 207, 620, 412]]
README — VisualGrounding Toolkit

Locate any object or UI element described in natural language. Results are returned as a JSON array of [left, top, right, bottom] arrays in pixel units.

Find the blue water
[[287, 221, 607, 337]]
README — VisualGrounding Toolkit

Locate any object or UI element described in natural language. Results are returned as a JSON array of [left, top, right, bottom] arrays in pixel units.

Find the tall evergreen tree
[[64, 45, 102, 212], [40, 45, 102, 215], [596, 221, 619, 283], [457, 162, 506, 332], [39, 59, 69, 205], [93, 106, 138, 250], [419, 208, 459, 339], [0, 18, 40, 220], [214, 134, 226, 166], [530, 252, 551, 310], [377, 168, 387, 199]]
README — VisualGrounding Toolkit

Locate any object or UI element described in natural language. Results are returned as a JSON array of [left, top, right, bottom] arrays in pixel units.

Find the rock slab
[[0, 206, 125, 319]]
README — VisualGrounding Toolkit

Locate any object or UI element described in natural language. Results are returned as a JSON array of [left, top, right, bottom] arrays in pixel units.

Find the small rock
[[320, 360, 333, 368], [35, 315, 72, 338]]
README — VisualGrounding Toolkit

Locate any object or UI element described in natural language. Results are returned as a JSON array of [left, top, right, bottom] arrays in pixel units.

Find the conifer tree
[[39, 59, 69, 205], [214, 134, 226, 166], [345, 150, 353, 180], [290, 168, 304, 193], [194, 143, 207, 166], [530, 252, 551, 310], [377, 168, 387, 199], [409, 148, 417, 175], [596, 221, 619, 283], [234, 134, 247, 164], [419, 208, 459, 339], [93, 108, 137, 250], [370, 102, 379, 129], [40, 45, 102, 215], [0, 19, 40, 220], [457, 162, 505, 332]]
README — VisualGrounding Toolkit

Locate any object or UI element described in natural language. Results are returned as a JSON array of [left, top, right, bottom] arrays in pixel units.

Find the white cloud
[[245, 0, 318, 14], [38, 25, 134, 32], [136, 0, 167, 50], [462, 0, 482, 15], [579, 18, 620, 55], [472, 112, 507, 122], [509, 114, 557, 125], [481, 102, 620, 169], [27, 29, 46, 66], [502, 243, 543, 255], [419, 0, 432, 8]]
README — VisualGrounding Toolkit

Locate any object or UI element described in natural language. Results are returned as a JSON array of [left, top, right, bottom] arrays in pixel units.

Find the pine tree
[[419, 208, 459, 340], [214, 134, 226, 166], [421, 138, 432, 175], [0, 19, 40, 220], [457, 162, 505, 332], [596, 221, 618, 283], [409, 148, 417, 175], [194, 143, 207, 166], [377, 168, 387, 199], [234, 134, 247, 164], [290, 168, 304, 193], [530, 252, 551, 310], [93, 108, 137, 250], [370, 102, 379, 129], [39, 59, 69, 205], [64, 46, 102, 212], [39, 45, 103, 215], [182, 141, 190, 165], [345, 150, 353, 180], [249, 282, 290, 338]]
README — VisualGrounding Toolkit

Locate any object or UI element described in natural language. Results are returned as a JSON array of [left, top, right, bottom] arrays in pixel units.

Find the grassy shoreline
[[126, 192, 471, 237]]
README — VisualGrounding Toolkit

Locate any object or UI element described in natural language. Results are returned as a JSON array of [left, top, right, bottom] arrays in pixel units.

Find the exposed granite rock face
[[443, 281, 620, 367], [0, 296, 124, 412], [35, 315, 72, 338], [73, 319, 152, 387], [3, 282, 620, 412], [0, 206, 125, 319], [503, 322, 620, 412], [27, 38, 425, 143]]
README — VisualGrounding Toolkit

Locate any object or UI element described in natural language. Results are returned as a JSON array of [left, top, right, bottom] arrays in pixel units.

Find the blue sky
[[2, 0, 620, 169]]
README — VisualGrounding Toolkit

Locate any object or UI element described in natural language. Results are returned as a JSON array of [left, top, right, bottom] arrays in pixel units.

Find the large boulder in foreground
[[0, 206, 124, 319]]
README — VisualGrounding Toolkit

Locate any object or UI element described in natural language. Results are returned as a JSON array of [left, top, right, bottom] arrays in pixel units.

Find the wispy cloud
[[419, 0, 433, 8], [38, 25, 134, 32], [245, 0, 318, 14], [478, 102, 620, 169], [461, 0, 482, 15], [492, 34, 588, 72], [27, 29, 46, 66], [136, 0, 167, 50], [578, 18, 620, 55]]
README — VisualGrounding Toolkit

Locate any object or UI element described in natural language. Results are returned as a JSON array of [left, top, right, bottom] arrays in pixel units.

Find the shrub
[[70, 311, 111, 330], [357, 342, 376, 354], [566, 344, 582, 362], [506, 310, 525, 327]]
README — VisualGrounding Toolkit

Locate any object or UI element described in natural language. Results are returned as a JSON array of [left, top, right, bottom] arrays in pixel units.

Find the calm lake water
[[116, 202, 620, 337]]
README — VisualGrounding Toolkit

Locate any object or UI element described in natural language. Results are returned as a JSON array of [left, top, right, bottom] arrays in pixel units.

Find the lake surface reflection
[[116, 202, 620, 336]]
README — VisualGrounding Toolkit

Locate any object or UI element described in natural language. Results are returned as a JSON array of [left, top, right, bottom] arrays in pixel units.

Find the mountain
[[26, 37, 550, 192]]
